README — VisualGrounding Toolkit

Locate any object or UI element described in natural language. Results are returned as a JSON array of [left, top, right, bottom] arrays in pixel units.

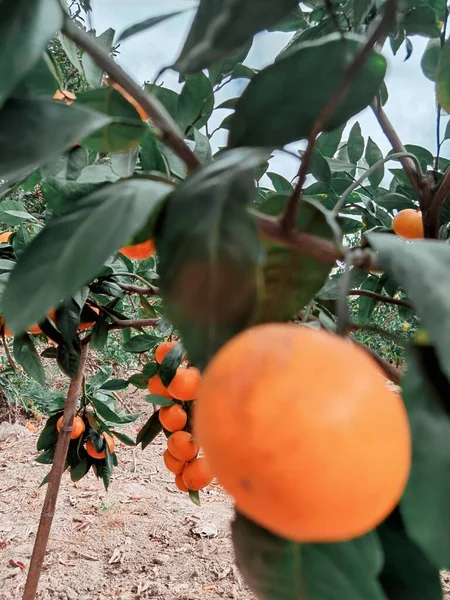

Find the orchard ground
[[0, 392, 252, 600]]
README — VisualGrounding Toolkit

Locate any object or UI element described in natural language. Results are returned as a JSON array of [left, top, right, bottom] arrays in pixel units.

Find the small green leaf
[[41, 178, 104, 215], [128, 373, 149, 389], [100, 379, 129, 391], [13, 334, 46, 385], [267, 173, 293, 193], [159, 343, 185, 387], [112, 431, 136, 446], [146, 394, 175, 407], [315, 124, 345, 158], [117, 11, 183, 42], [309, 148, 331, 185], [229, 34, 386, 148], [82, 28, 115, 88], [111, 147, 139, 178], [143, 362, 158, 378], [374, 193, 416, 212], [137, 411, 163, 449], [208, 39, 253, 86], [123, 333, 160, 353], [90, 319, 109, 351], [140, 130, 169, 174], [37, 413, 61, 451], [421, 38, 441, 81], [347, 122, 365, 164], [57, 340, 81, 378], [70, 458, 89, 482], [92, 396, 139, 425], [177, 73, 214, 133], [365, 138, 384, 189], [189, 489, 201, 506], [357, 275, 385, 321], [35, 447, 56, 465]]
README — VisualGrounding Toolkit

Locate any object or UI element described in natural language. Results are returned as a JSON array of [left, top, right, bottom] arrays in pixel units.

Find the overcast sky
[[89, 0, 449, 182]]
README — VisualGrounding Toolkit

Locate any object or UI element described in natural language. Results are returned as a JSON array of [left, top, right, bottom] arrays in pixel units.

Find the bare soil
[[0, 397, 252, 600]]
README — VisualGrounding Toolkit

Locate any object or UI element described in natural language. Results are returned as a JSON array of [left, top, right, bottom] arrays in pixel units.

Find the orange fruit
[[0, 231, 13, 243], [26, 423, 36, 432], [4, 308, 57, 336], [86, 433, 115, 459], [57, 415, 86, 440], [195, 323, 411, 543], [108, 80, 150, 121], [182, 458, 213, 491], [147, 374, 172, 398], [119, 239, 155, 260], [175, 473, 189, 492], [392, 209, 424, 239], [78, 306, 100, 331], [159, 404, 187, 432], [163, 449, 185, 474], [155, 341, 178, 364], [167, 431, 199, 462], [167, 367, 201, 401]]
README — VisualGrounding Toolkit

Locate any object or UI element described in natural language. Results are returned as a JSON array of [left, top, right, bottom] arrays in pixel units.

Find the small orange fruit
[[155, 341, 178, 364], [159, 404, 187, 432], [26, 423, 36, 432], [147, 374, 172, 398], [167, 431, 199, 462], [175, 473, 189, 492], [78, 306, 100, 331], [57, 415, 86, 440], [392, 209, 424, 239], [163, 449, 185, 474], [119, 239, 155, 260], [182, 458, 213, 491], [167, 367, 201, 401], [0, 231, 13, 243], [86, 433, 115, 459], [195, 323, 411, 543]]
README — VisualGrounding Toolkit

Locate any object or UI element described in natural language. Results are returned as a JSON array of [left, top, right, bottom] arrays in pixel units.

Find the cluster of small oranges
[[150, 341, 213, 494], [56, 414, 115, 459]]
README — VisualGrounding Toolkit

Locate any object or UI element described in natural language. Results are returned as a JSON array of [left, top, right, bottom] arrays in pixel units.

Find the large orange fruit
[[175, 473, 189, 492], [86, 433, 115, 459], [195, 324, 411, 543], [182, 458, 213, 491], [147, 374, 172, 398], [119, 239, 155, 260], [155, 341, 178, 364], [167, 367, 201, 401], [167, 431, 199, 461], [0, 231, 13, 243], [159, 404, 187, 432], [163, 449, 185, 474], [57, 415, 85, 440], [392, 209, 424, 239]]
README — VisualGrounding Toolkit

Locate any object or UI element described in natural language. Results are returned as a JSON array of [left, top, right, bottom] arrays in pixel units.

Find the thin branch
[[1, 328, 16, 371], [62, 18, 201, 172], [348, 289, 412, 309], [23, 345, 89, 600], [280, 0, 398, 232], [108, 317, 160, 329], [116, 282, 160, 295]]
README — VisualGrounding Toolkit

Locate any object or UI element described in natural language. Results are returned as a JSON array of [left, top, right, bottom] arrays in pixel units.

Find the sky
[[89, 0, 449, 183]]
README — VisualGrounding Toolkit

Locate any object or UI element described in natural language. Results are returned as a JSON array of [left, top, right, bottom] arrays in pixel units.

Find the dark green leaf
[[70, 458, 89, 482], [347, 122, 365, 164], [267, 173, 293, 193], [128, 373, 149, 389], [193, 128, 212, 165], [145, 394, 175, 407], [90, 318, 109, 351], [0, 0, 62, 108], [159, 343, 185, 387], [56, 298, 83, 343], [111, 147, 139, 178], [112, 431, 136, 446], [143, 362, 158, 378], [35, 447, 56, 465], [0, 201, 34, 226], [144, 84, 179, 122], [317, 269, 368, 301], [0, 98, 110, 181], [82, 28, 115, 88], [57, 339, 81, 378], [13, 334, 46, 385], [58, 31, 83, 73], [315, 125, 345, 158], [402, 6, 441, 39], [117, 11, 183, 42], [209, 39, 253, 86], [102, 446, 113, 490], [421, 38, 441, 81], [267, 6, 308, 32], [3, 179, 170, 334], [229, 34, 386, 148], [41, 178, 104, 215], [403, 144, 434, 169], [137, 410, 162, 449], [140, 130, 169, 174], [365, 138, 384, 189], [13, 54, 59, 99], [189, 490, 201, 506], [37, 413, 61, 451], [178, 73, 214, 133], [100, 379, 129, 391], [357, 275, 385, 321], [66, 146, 88, 181], [157, 148, 264, 369], [174, 0, 300, 73], [92, 396, 139, 425], [76, 87, 146, 153], [374, 193, 417, 211], [309, 148, 332, 185], [353, 0, 376, 28], [123, 333, 160, 353]]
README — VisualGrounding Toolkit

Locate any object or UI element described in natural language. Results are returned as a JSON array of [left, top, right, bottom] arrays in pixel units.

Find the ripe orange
[[86, 433, 115, 459], [0, 231, 12, 243], [167, 431, 199, 462], [159, 404, 187, 432], [163, 449, 185, 474], [57, 415, 86, 440], [167, 367, 201, 401], [78, 306, 100, 331], [147, 374, 172, 398], [119, 239, 155, 260], [182, 458, 213, 491], [155, 341, 178, 364], [392, 209, 424, 239], [175, 473, 189, 492], [26, 423, 36, 432], [195, 323, 411, 543]]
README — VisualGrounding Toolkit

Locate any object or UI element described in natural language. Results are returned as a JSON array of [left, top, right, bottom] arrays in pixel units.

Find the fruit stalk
[[22, 345, 89, 600]]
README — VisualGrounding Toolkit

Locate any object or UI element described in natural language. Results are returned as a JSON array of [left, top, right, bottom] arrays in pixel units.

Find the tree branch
[[116, 282, 160, 296], [23, 345, 89, 600], [280, 0, 399, 232], [348, 289, 411, 309], [62, 18, 201, 172], [430, 167, 450, 216], [354, 341, 403, 386]]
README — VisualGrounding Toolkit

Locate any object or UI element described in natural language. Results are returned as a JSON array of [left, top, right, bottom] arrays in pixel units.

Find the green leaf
[[365, 138, 384, 189], [232, 513, 385, 600], [347, 122, 365, 164], [437, 38, 450, 110], [256, 196, 337, 323], [66, 147, 89, 181], [374, 193, 417, 212], [189, 489, 201, 505], [208, 39, 253, 86], [89, 318, 109, 351], [357, 275, 385, 321], [140, 130, 169, 174], [82, 28, 115, 88], [309, 148, 332, 185], [35, 447, 56, 465], [400, 346, 450, 568], [117, 11, 183, 42], [37, 413, 61, 451], [157, 148, 264, 369], [267, 6, 308, 32], [267, 173, 293, 193], [70, 458, 89, 482], [315, 124, 345, 158], [103, 444, 113, 490], [3, 179, 171, 334], [142, 362, 158, 378], [368, 234, 450, 381], [317, 268, 368, 301], [353, 0, 376, 28], [159, 343, 185, 387], [144, 84, 179, 122], [41, 179, 104, 215], [92, 396, 139, 425], [123, 333, 160, 353], [145, 394, 175, 407], [100, 379, 129, 391], [229, 34, 387, 148], [111, 147, 139, 178], [0, 0, 62, 108], [0, 201, 34, 226], [378, 510, 442, 599], [13, 54, 59, 99], [112, 431, 136, 446], [402, 6, 441, 39], [174, 0, 300, 73], [193, 128, 212, 165], [128, 373, 149, 389], [76, 87, 146, 152], [57, 339, 80, 378], [421, 38, 441, 81], [58, 31, 83, 73], [137, 410, 162, 449], [0, 98, 111, 181], [178, 73, 214, 133], [13, 334, 46, 385]]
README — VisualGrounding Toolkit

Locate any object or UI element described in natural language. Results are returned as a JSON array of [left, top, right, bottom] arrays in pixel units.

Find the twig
[[109, 317, 159, 328], [22, 345, 89, 600], [1, 328, 16, 371], [354, 340, 403, 386], [336, 257, 353, 336], [280, 0, 398, 232], [116, 282, 160, 295], [62, 18, 201, 172], [348, 289, 411, 309]]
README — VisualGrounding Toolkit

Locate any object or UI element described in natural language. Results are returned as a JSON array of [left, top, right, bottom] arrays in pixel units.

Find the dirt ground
[[0, 398, 252, 600]]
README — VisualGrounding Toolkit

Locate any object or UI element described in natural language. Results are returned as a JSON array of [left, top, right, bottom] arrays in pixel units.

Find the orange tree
[[1, 0, 450, 599]]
